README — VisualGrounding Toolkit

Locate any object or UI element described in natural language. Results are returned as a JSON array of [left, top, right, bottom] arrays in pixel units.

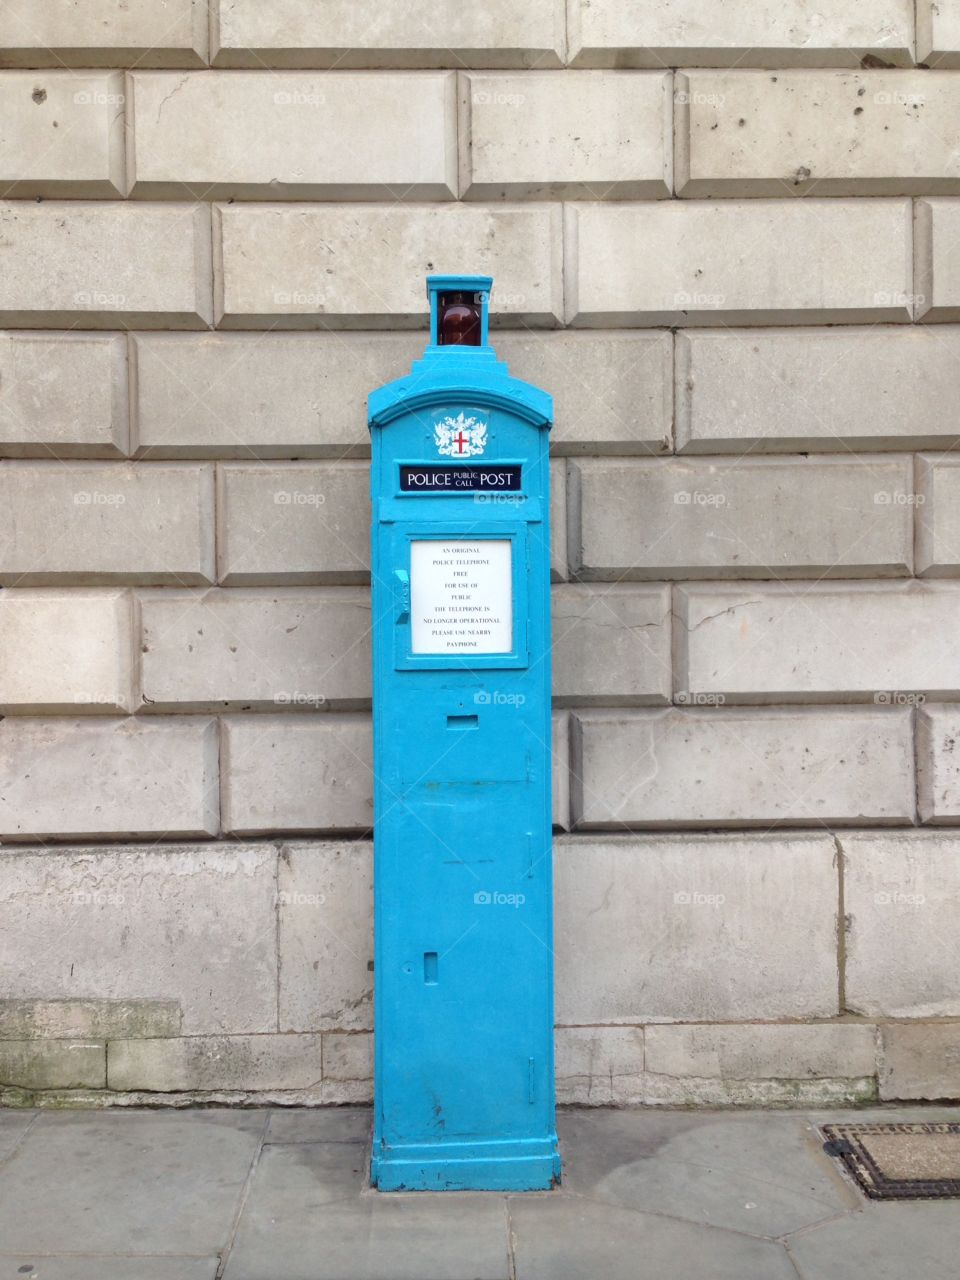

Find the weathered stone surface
[[139, 588, 371, 710], [212, 0, 565, 68], [678, 70, 960, 197], [568, 0, 914, 68], [0, 71, 124, 197], [0, 844, 277, 1032], [0, 332, 128, 459], [552, 585, 672, 706], [222, 715, 373, 834], [0, 462, 215, 585], [132, 331, 672, 457], [224, 713, 570, 833], [573, 708, 915, 827], [0, 589, 134, 713], [554, 1026, 644, 1105], [129, 71, 457, 200], [567, 200, 913, 326], [918, 704, 960, 821], [916, 198, 960, 321], [917, 453, 960, 574], [843, 832, 960, 1017], [217, 462, 369, 584], [108, 1035, 324, 1092], [574, 456, 913, 578], [132, 332, 417, 458], [677, 583, 960, 703], [644, 1023, 878, 1105], [550, 458, 567, 581], [502, 332, 673, 454], [919, 0, 960, 67], [462, 71, 671, 200], [0, 1040, 105, 1089], [321, 1031, 373, 1103], [0, 0, 208, 68], [277, 842, 373, 1033], [0, 203, 212, 329], [676, 328, 960, 453], [0, 718, 219, 840], [0, 998, 181, 1040], [554, 834, 839, 1023], [215, 203, 562, 328], [879, 1023, 960, 1099]]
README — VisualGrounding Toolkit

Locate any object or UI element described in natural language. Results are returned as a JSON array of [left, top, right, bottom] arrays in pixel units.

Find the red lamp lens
[[438, 292, 482, 346]]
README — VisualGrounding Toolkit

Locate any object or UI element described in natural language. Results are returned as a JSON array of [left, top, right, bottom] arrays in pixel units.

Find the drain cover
[[822, 1124, 960, 1200]]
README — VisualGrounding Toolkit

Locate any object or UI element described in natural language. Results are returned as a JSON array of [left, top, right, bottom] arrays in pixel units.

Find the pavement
[[0, 1104, 957, 1280]]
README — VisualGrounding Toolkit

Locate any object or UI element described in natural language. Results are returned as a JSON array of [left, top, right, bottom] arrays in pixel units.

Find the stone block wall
[[2, 1, 960, 1107]]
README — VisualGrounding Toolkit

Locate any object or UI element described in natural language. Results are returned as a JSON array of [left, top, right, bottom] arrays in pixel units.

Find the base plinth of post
[[371, 1134, 561, 1192]]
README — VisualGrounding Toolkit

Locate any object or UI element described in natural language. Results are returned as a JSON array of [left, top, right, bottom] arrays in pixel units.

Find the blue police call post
[[367, 276, 560, 1192]]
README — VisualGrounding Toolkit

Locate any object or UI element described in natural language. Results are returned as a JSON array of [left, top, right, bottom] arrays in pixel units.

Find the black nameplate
[[400, 464, 522, 493]]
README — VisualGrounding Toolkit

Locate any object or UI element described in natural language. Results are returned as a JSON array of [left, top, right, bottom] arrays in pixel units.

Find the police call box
[[367, 276, 560, 1192]]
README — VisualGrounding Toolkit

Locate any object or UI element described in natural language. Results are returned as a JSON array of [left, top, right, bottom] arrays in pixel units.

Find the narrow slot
[[446, 714, 479, 730], [423, 951, 439, 984]]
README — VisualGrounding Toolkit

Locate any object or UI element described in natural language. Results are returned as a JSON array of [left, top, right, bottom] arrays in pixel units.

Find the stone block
[[552, 585, 672, 706], [879, 1023, 960, 1099], [567, 200, 913, 326], [216, 462, 369, 585], [677, 582, 960, 703], [211, 0, 565, 69], [108, 1034, 324, 1092], [0, 332, 128, 459], [0, 0, 208, 68], [0, 998, 181, 1040], [553, 710, 571, 831], [549, 458, 567, 581], [676, 327, 960, 453], [554, 1026, 644, 1105], [0, 589, 134, 713], [277, 841, 374, 1033], [129, 71, 457, 200], [554, 834, 838, 1023], [567, 0, 914, 68], [462, 71, 671, 200], [916, 453, 960, 574], [677, 70, 960, 197], [843, 832, 960, 1017], [918, 1, 960, 67], [573, 456, 913, 578], [0, 844, 277, 1032], [0, 71, 124, 197], [573, 707, 915, 827], [0, 462, 215, 585], [139, 588, 371, 710], [0, 202, 212, 329], [0, 1040, 104, 1089], [132, 332, 419, 458], [916, 198, 960, 321], [321, 1031, 373, 1103], [221, 715, 373, 834], [644, 1023, 878, 1105], [0, 718, 219, 840], [918, 704, 960, 821], [215, 202, 562, 328], [501, 332, 673, 454]]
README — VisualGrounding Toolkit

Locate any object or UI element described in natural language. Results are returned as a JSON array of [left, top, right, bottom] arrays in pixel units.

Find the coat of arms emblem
[[434, 412, 487, 458]]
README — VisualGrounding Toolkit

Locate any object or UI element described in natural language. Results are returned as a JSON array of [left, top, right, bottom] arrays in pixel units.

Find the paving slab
[[789, 1200, 960, 1280], [223, 1142, 510, 1280], [510, 1196, 797, 1280], [0, 1110, 264, 1257], [265, 1106, 372, 1144], [2, 1260, 219, 1280], [0, 1109, 35, 1162], [557, 1108, 855, 1236]]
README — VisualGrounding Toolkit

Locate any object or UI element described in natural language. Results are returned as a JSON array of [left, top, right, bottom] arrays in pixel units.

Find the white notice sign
[[410, 539, 513, 655]]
